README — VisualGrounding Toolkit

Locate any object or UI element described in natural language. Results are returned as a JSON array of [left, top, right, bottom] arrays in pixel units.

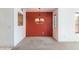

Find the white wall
[[14, 8, 26, 46], [53, 9, 58, 41], [0, 8, 14, 48], [58, 8, 79, 41], [0, 8, 26, 48]]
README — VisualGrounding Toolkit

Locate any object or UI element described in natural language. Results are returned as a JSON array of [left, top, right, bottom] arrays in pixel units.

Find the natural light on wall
[[75, 12, 79, 33]]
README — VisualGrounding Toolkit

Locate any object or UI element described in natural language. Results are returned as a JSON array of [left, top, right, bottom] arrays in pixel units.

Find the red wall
[[26, 12, 53, 36]]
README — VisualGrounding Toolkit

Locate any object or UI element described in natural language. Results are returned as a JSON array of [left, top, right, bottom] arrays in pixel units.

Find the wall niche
[[18, 12, 23, 26]]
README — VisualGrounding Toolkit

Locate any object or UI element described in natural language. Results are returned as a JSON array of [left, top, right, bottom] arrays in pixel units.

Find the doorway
[[26, 12, 53, 37]]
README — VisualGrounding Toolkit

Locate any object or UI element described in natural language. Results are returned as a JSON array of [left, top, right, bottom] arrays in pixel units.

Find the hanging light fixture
[[35, 8, 44, 24]]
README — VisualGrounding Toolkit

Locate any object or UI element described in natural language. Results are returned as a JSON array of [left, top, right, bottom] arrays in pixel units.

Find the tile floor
[[12, 37, 79, 50]]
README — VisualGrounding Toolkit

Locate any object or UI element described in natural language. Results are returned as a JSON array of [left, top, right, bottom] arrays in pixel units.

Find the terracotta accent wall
[[26, 12, 53, 36]]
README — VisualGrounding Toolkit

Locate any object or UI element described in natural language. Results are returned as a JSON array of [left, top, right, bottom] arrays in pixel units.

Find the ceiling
[[23, 8, 57, 12]]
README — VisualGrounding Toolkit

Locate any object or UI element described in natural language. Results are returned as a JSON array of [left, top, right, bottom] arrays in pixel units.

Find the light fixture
[[35, 8, 44, 24], [40, 18, 44, 22], [35, 18, 39, 23]]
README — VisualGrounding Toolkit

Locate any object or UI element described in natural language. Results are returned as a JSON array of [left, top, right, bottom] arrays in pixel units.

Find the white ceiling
[[24, 8, 57, 12]]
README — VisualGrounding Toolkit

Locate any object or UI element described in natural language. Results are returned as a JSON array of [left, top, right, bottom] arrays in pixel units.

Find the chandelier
[[35, 8, 44, 24]]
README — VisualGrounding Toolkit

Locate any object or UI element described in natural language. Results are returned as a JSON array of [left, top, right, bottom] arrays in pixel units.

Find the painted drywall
[[26, 12, 52, 36], [0, 8, 26, 48], [53, 9, 58, 40], [58, 8, 79, 41], [14, 8, 26, 46], [0, 8, 14, 48]]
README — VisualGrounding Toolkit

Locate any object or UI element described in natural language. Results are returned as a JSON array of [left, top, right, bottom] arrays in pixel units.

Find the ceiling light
[[35, 8, 44, 24]]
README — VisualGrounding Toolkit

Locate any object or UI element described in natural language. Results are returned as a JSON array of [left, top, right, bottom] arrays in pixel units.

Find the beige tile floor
[[12, 37, 79, 50], [0, 48, 11, 50]]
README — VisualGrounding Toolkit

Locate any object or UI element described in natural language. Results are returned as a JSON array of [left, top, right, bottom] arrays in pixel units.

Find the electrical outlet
[[42, 32, 44, 35]]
